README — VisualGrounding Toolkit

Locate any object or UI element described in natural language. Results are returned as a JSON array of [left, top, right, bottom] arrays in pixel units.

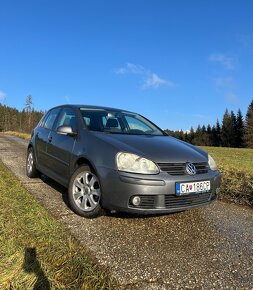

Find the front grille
[[164, 192, 211, 209], [158, 162, 209, 175], [129, 192, 211, 209]]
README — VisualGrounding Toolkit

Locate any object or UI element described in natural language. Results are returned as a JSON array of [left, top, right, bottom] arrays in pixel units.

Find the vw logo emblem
[[185, 162, 196, 175]]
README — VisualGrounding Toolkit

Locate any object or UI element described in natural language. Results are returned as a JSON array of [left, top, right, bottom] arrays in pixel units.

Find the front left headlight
[[208, 154, 218, 171], [116, 152, 159, 174]]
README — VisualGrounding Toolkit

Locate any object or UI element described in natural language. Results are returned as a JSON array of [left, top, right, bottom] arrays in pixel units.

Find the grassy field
[[0, 161, 116, 290], [201, 146, 253, 207]]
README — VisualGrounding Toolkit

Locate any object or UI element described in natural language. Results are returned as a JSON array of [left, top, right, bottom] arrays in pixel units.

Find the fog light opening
[[216, 187, 220, 195], [132, 196, 141, 206]]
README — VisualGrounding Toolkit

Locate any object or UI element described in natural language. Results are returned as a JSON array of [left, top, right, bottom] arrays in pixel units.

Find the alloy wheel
[[72, 171, 101, 212], [27, 152, 34, 174]]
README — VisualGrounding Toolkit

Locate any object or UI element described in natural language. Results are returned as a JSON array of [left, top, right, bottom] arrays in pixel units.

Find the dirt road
[[0, 134, 252, 289]]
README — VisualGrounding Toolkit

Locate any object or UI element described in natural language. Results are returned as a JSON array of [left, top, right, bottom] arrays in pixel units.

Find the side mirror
[[57, 126, 77, 136]]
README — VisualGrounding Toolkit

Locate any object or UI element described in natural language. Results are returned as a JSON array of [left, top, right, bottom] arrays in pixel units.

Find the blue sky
[[0, 0, 253, 131]]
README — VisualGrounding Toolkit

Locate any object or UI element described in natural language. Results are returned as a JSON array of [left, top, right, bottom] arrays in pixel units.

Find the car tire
[[68, 165, 105, 218], [26, 147, 40, 178]]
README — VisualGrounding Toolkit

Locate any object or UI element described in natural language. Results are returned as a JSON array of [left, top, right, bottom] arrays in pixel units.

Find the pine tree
[[215, 119, 221, 146], [184, 131, 189, 142], [221, 109, 234, 147], [206, 124, 212, 146], [178, 130, 185, 141], [193, 125, 202, 145], [235, 109, 244, 147], [244, 100, 253, 148], [211, 125, 217, 146], [231, 110, 237, 147], [201, 125, 208, 145], [24, 95, 33, 131], [188, 127, 195, 144], [25, 95, 33, 111]]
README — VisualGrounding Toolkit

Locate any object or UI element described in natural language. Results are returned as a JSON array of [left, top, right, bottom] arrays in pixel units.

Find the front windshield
[[79, 108, 164, 136]]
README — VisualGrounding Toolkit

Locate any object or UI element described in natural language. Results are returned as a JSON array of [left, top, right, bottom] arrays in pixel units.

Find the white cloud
[[142, 73, 173, 89], [209, 53, 236, 69], [0, 90, 6, 103], [115, 63, 146, 75], [115, 63, 174, 89]]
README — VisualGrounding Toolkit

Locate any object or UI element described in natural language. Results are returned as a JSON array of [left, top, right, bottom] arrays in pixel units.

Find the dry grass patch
[[2, 131, 31, 140], [201, 146, 253, 207]]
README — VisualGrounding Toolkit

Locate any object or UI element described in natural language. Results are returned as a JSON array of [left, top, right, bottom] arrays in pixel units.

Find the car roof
[[51, 104, 135, 114]]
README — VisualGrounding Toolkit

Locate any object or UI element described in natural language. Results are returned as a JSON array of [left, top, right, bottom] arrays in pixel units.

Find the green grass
[[201, 146, 253, 207], [0, 161, 116, 290]]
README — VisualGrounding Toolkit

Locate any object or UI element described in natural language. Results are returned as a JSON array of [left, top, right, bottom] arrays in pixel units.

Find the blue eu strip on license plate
[[176, 183, 181, 195]]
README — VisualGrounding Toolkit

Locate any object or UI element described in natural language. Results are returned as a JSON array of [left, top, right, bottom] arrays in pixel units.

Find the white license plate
[[176, 180, 211, 196]]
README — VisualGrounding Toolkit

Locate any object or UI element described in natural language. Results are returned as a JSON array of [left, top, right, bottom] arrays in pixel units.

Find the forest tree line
[[0, 96, 253, 148], [165, 99, 253, 148], [0, 96, 44, 133]]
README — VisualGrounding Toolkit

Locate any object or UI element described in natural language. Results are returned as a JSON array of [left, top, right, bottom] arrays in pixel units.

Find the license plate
[[176, 180, 211, 196]]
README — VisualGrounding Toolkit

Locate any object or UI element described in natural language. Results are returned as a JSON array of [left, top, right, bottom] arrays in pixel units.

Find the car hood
[[91, 132, 207, 163]]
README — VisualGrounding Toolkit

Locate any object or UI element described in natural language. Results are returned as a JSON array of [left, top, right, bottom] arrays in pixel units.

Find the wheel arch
[[27, 143, 33, 150], [74, 157, 98, 175]]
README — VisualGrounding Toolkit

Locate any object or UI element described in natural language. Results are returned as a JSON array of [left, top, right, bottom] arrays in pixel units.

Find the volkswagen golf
[[26, 105, 221, 218]]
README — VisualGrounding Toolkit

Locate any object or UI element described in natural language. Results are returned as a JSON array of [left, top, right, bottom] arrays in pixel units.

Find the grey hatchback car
[[26, 105, 221, 218]]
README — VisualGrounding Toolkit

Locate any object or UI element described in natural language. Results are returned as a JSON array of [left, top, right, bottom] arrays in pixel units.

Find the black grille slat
[[158, 162, 209, 176], [165, 192, 211, 208], [165, 196, 208, 204]]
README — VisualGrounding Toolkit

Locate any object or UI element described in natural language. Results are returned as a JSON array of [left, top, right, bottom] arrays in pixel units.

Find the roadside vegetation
[[166, 99, 253, 148], [202, 146, 253, 207], [0, 161, 116, 290], [3, 130, 31, 140]]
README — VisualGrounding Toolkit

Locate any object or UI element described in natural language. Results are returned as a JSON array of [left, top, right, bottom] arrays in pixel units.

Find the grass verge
[[0, 161, 116, 290], [2, 131, 31, 140], [201, 146, 253, 208]]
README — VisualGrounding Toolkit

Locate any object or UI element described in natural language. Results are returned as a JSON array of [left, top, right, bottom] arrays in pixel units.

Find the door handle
[[48, 136, 52, 143]]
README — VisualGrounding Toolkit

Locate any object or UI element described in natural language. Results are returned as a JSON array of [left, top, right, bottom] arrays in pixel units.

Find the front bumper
[[97, 166, 221, 214]]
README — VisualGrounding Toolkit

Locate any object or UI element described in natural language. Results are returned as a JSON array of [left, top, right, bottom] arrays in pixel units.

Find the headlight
[[116, 152, 159, 174], [208, 154, 218, 171]]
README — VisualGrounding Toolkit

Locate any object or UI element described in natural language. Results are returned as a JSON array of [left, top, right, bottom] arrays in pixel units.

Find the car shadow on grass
[[23, 247, 51, 290]]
